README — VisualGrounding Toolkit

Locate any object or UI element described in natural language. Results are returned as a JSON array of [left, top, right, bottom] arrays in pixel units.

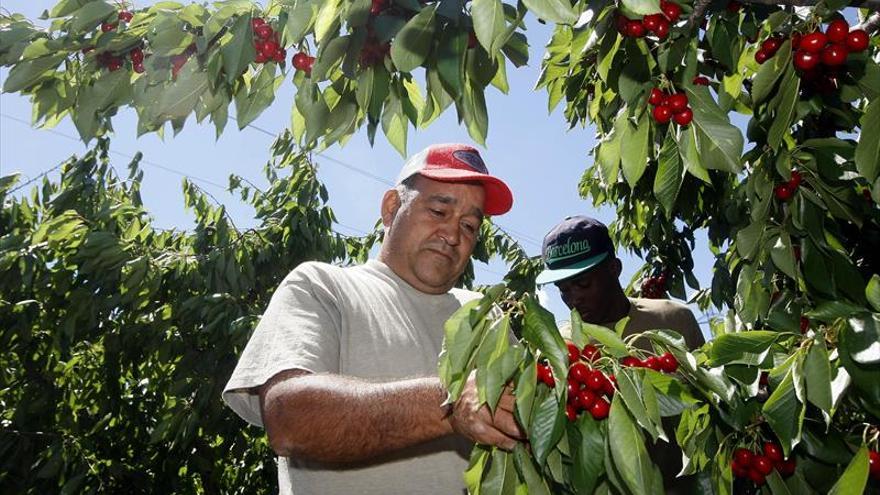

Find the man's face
[[555, 258, 622, 324], [381, 175, 485, 294]]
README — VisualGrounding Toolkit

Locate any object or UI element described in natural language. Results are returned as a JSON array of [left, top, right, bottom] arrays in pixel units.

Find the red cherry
[[774, 183, 794, 201], [259, 40, 279, 58], [255, 52, 269, 63], [825, 19, 849, 43], [643, 356, 662, 371], [667, 93, 688, 112], [763, 442, 784, 463], [794, 245, 802, 262], [292, 52, 310, 70], [653, 105, 672, 123], [846, 30, 869, 52], [748, 469, 766, 486], [251, 18, 265, 30], [586, 370, 606, 391], [101, 22, 116, 32], [468, 31, 477, 49], [133, 62, 145, 73], [653, 18, 670, 38], [778, 458, 797, 477], [673, 108, 693, 126], [821, 44, 848, 66], [755, 49, 771, 64], [624, 20, 646, 37], [734, 448, 754, 468], [793, 49, 820, 71], [621, 356, 641, 367], [578, 389, 598, 410], [566, 403, 578, 421], [661, 1, 682, 21], [869, 450, 880, 480], [693, 76, 710, 85], [759, 372, 769, 386], [603, 374, 616, 397], [648, 88, 665, 106], [566, 342, 580, 363], [789, 170, 802, 188], [272, 48, 286, 63], [590, 398, 610, 420], [754, 455, 774, 475], [642, 14, 663, 32], [731, 461, 748, 478], [726, 0, 742, 13], [107, 58, 123, 71], [581, 344, 600, 361], [254, 23, 273, 40], [791, 32, 802, 50], [567, 379, 581, 400], [659, 352, 679, 372], [570, 362, 590, 384], [800, 316, 809, 334], [118, 11, 133, 22], [761, 37, 783, 54], [130, 48, 144, 64], [800, 32, 828, 53], [304, 56, 315, 73]]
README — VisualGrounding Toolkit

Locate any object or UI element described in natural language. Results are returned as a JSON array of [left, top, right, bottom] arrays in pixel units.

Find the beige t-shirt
[[222, 260, 480, 495], [612, 297, 706, 350]]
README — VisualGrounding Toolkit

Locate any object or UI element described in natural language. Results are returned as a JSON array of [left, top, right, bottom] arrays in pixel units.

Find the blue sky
[[0, 0, 717, 330]]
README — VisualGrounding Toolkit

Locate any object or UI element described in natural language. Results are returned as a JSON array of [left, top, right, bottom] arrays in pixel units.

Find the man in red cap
[[223, 144, 520, 494]]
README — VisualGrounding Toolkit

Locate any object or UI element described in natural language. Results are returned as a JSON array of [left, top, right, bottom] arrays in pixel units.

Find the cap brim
[[535, 252, 610, 285], [418, 169, 513, 216]]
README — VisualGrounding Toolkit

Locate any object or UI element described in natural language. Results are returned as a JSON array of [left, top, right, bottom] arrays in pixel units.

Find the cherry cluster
[[648, 88, 693, 126], [100, 10, 133, 33], [564, 343, 614, 421], [616, 1, 682, 39], [93, 45, 145, 73], [292, 52, 316, 75], [640, 272, 667, 299], [773, 169, 802, 201], [731, 443, 796, 487], [620, 352, 679, 373], [251, 18, 286, 64], [359, 27, 391, 67]]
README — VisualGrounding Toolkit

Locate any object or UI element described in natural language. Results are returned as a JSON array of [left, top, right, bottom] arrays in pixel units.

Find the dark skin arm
[[259, 370, 524, 463]]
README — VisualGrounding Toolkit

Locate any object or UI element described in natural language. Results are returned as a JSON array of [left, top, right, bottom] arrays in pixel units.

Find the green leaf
[[762, 366, 804, 455], [512, 443, 551, 495], [464, 446, 491, 493], [827, 445, 870, 495], [514, 357, 537, 427], [839, 323, 880, 407], [576, 322, 628, 358], [68, 1, 115, 33], [620, 109, 650, 188], [529, 393, 564, 465], [284, 0, 319, 44], [620, 0, 660, 15], [686, 86, 744, 173], [677, 124, 710, 183], [846, 314, 880, 365], [314, 0, 343, 43], [709, 331, 780, 366], [462, 79, 489, 146], [654, 128, 684, 215], [768, 65, 800, 151], [571, 415, 606, 494], [769, 233, 797, 280], [855, 97, 880, 183], [522, 295, 567, 393], [482, 448, 518, 495], [220, 14, 256, 84], [765, 471, 793, 495], [734, 263, 770, 325], [521, 0, 578, 25], [751, 41, 790, 105], [2, 54, 66, 93], [803, 341, 832, 413], [438, 298, 483, 400], [382, 82, 408, 155], [616, 369, 663, 441], [867, 275, 880, 312], [736, 221, 764, 260], [608, 397, 663, 495], [311, 36, 349, 81], [235, 67, 281, 128], [390, 5, 438, 72], [436, 25, 466, 99], [472, 0, 506, 56]]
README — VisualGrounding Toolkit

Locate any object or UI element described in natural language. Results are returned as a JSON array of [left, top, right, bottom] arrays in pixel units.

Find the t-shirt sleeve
[[671, 306, 705, 350], [222, 263, 342, 426]]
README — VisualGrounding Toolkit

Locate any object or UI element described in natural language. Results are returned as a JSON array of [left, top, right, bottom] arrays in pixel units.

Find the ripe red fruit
[[621, 356, 641, 367], [101, 22, 116, 32], [255, 52, 269, 63], [793, 50, 820, 71], [763, 442, 783, 463], [590, 398, 610, 419], [748, 469, 766, 486], [570, 362, 590, 384], [755, 49, 771, 64], [648, 88, 665, 106], [603, 374, 616, 397], [800, 316, 809, 334], [642, 14, 663, 32], [107, 58, 123, 71], [292, 52, 310, 71], [661, 1, 682, 21], [825, 19, 849, 43], [653, 105, 673, 124], [624, 20, 646, 37], [821, 44, 848, 66], [653, 18, 670, 38], [171, 54, 187, 77], [537, 363, 555, 387], [567, 379, 580, 400], [567, 342, 580, 363], [759, 372, 769, 386], [578, 389, 598, 410], [272, 48, 286, 63], [566, 403, 578, 421], [753, 455, 774, 475], [251, 18, 265, 30], [789, 170, 802, 188], [133, 62, 145, 74], [791, 32, 802, 50], [726, 0, 742, 13], [581, 344, 599, 361], [666, 93, 688, 112], [800, 32, 828, 54], [586, 370, 606, 391], [778, 458, 797, 477], [731, 461, 748, 478], [468, 31, 477, 49], [643, 356, 662, 371], [761, 37, 783, 54], [774, 183, 793, 201], [659, 352, 679, 372], [693, 76, 710, 86], [130, 48, 144, 64], [846, 30, 869, 52], [734, 448, 754, 468], [869, 450, 880, 480], [118, 11, 133, 22], [673, 108, 693, 126], [254, 23, 273, 40]]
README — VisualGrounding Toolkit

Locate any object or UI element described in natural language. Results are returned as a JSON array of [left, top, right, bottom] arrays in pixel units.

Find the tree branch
[[687, 0, 713, 30], [856, 11, 880, 34]]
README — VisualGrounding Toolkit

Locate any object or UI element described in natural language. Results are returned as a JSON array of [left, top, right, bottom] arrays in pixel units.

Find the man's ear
[[609, 257, 623, 278], [381, 189, 401, 228]]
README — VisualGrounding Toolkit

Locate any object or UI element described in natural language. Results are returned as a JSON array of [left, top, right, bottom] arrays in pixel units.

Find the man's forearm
[[260, 372, 455, 463]]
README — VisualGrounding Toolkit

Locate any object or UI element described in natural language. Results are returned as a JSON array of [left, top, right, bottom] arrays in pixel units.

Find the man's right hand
[[448, 371, 526, 451]]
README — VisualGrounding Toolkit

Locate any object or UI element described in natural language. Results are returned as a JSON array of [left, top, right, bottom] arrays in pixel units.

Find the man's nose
[[438, 218, 461, 246]]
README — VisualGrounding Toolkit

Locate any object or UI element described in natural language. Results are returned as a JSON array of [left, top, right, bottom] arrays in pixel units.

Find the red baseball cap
[[395, 143, 513, 215]]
